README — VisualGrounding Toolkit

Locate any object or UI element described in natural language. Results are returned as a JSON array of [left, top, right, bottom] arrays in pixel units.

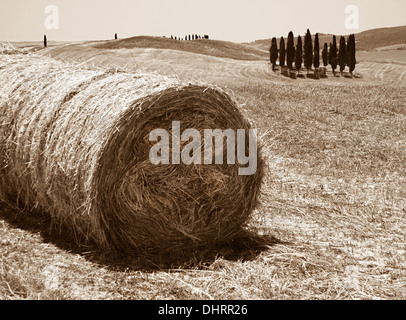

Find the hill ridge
[[93, 36, 268, 61], [246, 25, 406, 52]]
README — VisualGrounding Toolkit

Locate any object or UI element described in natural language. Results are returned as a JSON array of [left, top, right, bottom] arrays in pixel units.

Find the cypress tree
[[279, 36, 286, 70], [44, 35, 47, 48], [115, 33, 118, 40], [347, 34, 357, 75], [352, 34, 357, 70], [295, 35, 303, 72], [270, 37, 278, 71], [328, 42, 332, 65], [322, 43, 328, 66], [304, 29, 313, 74], [338, 36, 347, 75], [331, 35, 338, 75], [287, 31, 295, 71], [313, 33, 320, 69]]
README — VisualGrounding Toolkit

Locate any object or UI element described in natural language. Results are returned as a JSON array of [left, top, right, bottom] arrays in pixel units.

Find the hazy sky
[[1, 0, 405, 42]]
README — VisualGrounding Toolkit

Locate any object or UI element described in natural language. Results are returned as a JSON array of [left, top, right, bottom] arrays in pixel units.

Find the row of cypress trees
[[270, 30, 357, 76], [171, 34, 208, 40]]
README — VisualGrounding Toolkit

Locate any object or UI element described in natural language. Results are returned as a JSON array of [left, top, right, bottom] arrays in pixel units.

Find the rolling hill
[[247, 34, 335, 52], [9, 25, 406, 62], [246, 25, 406, 52], [355, 25, 406, 51], [93, 36, 268, 61]]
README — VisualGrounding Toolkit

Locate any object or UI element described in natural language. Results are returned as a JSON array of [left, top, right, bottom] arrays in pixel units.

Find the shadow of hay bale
[[0, 202, 280, 270], [0, 54, 265, 260], [110, 230, 282, 270]]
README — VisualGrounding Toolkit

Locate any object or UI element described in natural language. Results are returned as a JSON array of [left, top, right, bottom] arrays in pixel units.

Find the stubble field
[[1, 37, 406, 299]]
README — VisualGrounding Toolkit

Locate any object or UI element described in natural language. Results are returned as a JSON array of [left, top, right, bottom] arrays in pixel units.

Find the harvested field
[[1, 32, 406, 300]]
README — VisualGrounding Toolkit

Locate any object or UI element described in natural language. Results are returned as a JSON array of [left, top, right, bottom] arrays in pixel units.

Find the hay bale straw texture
[[0, 54, 264, 254]]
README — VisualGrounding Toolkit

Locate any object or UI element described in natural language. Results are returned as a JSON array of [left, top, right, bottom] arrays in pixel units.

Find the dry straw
[[0, 54, 264, 255]]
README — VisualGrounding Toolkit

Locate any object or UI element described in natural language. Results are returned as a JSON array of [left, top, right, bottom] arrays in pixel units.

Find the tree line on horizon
[[42, 33, 211, 48], [170, 34, 209, 40], [270, 29, 356, 78]]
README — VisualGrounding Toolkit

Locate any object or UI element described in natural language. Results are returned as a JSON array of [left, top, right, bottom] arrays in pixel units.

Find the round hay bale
[[0, 54, 264, 255]]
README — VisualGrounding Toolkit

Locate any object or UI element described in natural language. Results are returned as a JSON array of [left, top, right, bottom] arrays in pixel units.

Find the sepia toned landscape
[[1, 5, 406, 300]]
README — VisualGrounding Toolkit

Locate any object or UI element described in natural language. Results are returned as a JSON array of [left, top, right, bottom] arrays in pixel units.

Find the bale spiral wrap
[[0, 54, 264, 254]]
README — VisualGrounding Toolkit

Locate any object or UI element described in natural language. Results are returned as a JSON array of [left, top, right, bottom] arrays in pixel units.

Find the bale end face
[[96, 86, 265, 254]]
